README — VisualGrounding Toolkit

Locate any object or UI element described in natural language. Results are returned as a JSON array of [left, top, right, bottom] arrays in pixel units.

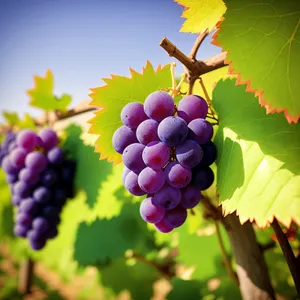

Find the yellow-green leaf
[[88, 61, 172, 164], [2, 111, 20, 126], [27, 69, 71, 112], [175, 0, 227, 33]]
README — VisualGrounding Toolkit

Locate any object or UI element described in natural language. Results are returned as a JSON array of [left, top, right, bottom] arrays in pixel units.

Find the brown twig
[[271, 218, 300, 296], [160, 37, 227, 80], [215, 221, 239, 285], [189, 29, 209, 60]]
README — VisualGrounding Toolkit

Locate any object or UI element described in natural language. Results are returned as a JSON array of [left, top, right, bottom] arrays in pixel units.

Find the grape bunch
[[0, 128, 76, 250], [113, 91, 217, 233]]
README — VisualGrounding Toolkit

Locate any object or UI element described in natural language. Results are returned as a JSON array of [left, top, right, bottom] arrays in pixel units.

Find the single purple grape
[[13, 181, 31, 198], [144, 91, 175, 121], [124, 171, 146, 196], [11, 195, 21, 206], [188, 118, 213, 145], [6, 173, 18, 184], [33, 186, 51, 204], [191, 167, 215, 190], [16, 130, 38, 151], [122, 166, 131, 185], [154, 218, 174, 233], [32, 217, 50, 233], [19, 198, 38, 215], [47, 147, 64, 164], [180, 185, 201, 209], [178, 95, 208, 123], [152, 184, 181, 210], [176, 140, 203, 169], [157, 116, 188, 146], [122, 143, 146, 173], [47, 227, 58, 239], [16, 213, 33, 228], [14, 225, 28, 238], [19, 168, 40, 185], [121, 102, 148, 129], [29, 238, 46, 250], [164, 206, 187, 228], [25, 151, 47, 173], [9, 147, 27, 168], [165, 162, 191, 188], [112, 125, 138, 154], [39, 128, 58, 150], [142, 141, 170, 170], [140, 197, 165, 223], [138, 167, 165, 194], [40, 169, 58, 187], [197, 141, 217, 167], [2, 156, 20, 175], [136, 119, 160, 145]]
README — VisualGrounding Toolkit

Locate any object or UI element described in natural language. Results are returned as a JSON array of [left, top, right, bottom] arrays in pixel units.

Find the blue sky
[[0, 0, 222, 120]]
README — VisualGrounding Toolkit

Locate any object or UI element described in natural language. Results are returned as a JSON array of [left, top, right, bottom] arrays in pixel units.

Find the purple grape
[[165, 162, 191, 188], [178, 95, 208, 123], [142, 141, 170, 170], [138, 167, 165, 194], [140, 197, 165, 223], [121, 102, 148, 129], [47, 147, 64, 164], [191, 167, 215, 190], [14, 225, 28, 238], [25, 151, 47, 173], [144, 91, 175, 121], [152, 184, 181, 210], [9, 148, 27, 168], [53, 187, 67, 207], [136, 119, 159, 145], [29, 238, 46, 250], [122, 143, 146, 173], [11, 195, 21, 206], [124, 171, 146, 196], [16, 130, 38, 151], [47, 227, 58, 239], [180, 185, 201, 209], [112, 125, 138, 154], [33, 186, 51, 204], [13, 181, 31, 198], [6, 173, 18, 184], [197, 141, 217, 167], [157, 116, 188, 146], [2, 156, 20, 175], [176, 140, 203, 168], [188, 118, 213, 145], [40, 169, 57, 187], [61, 160, 76, 182], [164, 206, 187, 228], [39, 128, 58, 150], [43, 205, 60, 218], [16, 213, 32, 228], [19, 168, 40, 185], [154, 218, 174, 233], [27, 229, 43, 241], [19, 199, 38, 215], [32, 217, 50, 233], [122, 166, 131, 185]]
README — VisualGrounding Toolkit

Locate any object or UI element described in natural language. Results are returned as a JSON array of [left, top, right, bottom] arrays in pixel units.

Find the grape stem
[[189, 29, 209, 61], [271, 218, 300, 296]]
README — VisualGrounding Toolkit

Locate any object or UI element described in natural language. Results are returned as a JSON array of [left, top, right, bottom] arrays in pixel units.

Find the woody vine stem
[[160, 31, 300, 296]]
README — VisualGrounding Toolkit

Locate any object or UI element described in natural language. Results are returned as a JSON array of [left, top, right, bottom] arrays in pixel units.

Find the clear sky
[[0, 0, 222, 121]]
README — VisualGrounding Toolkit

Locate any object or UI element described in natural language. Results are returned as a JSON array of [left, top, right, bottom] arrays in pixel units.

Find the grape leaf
[[175, 0, 226, 33], [27, 69, 72, 112], [213, 0, 300, 123], [18, 113, 36, 130], [88, 61, 172, 164], [100, 258, 159, 300], [213, 78, 300, 228], [2, 111, 20, 126]]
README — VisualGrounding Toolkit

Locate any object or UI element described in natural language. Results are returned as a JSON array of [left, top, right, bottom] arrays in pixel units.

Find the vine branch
[[189, 29, 209, 60], [271, 218, 300, 296]]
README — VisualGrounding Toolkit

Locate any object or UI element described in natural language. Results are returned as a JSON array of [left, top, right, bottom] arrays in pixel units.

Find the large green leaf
[[175, 0, 226, 33], [88, 61, 172, 164], [213, 78, 300, 227], [213, 0, 300, 123], [27, 69, 71, 112]]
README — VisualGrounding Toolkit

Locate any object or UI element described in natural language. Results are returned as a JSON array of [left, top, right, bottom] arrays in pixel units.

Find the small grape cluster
[[0, 128, 76, 250], [113, 91, 217, 233]]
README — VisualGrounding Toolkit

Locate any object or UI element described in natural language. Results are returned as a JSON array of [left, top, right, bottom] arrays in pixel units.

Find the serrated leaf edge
[[212, 18, 300, 124], [87, 61, 170, 165]]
